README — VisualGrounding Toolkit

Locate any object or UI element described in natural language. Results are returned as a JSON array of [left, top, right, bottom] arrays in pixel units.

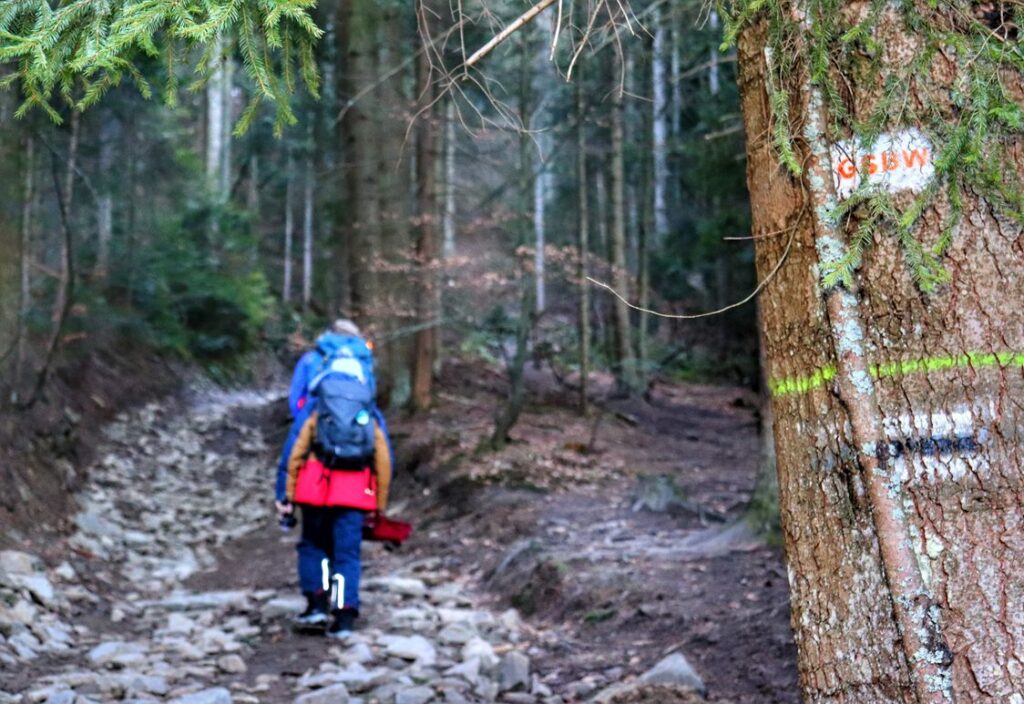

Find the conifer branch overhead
[[0, 0, 322, 132]]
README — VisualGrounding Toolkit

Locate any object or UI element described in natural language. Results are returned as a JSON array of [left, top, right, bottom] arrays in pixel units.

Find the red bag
[[363, 514, 413, 544], [294, 456, 378, 511]]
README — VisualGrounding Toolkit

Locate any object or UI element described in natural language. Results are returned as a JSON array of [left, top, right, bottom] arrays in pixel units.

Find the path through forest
[[0, 366, 798, 703]]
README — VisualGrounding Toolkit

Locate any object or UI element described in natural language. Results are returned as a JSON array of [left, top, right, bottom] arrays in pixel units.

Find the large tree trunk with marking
[[738, 6, 1024, 703]]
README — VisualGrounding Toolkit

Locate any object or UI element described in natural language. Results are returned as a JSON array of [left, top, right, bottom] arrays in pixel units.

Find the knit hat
[[330, 318, 362, 338]]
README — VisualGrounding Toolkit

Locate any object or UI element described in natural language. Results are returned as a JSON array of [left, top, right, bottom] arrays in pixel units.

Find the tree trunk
[[609, 72, 638, 395], [491, 30, 537, 448], [283, 152, 294, 303], [206, 35, 225, 194], [576, 64, 590, 416], [738, 5, 1024, 700], [15, 134, 34, 390], [442, 98, 457, 258], [94, 111, 118, 282], [533, 137, 548, 314], [302, 153, 314, 309], [651, 5, 670, 240], [411, 12, 439, 413], [708, 10, 720, 96]]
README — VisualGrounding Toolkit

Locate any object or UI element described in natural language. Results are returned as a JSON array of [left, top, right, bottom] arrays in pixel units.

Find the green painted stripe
[[770, 350, 1024, 398]]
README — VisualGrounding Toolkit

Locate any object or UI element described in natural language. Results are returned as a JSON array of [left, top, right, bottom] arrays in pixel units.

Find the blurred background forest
[[0, 0, 755, 414]]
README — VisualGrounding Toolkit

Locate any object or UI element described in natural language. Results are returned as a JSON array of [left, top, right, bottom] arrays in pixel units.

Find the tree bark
[[738, 5, 1024, 700], [283, 151, 294, 303], [94, 111, 118, 282], [576, 64, 591, 416], [411, 6, 440, 413], [442, 98, 457, 259], [302, 153, 314, 309], [15, 134, 34, 390], [610, 70, 638, 394], [651, 5, 670, 240]]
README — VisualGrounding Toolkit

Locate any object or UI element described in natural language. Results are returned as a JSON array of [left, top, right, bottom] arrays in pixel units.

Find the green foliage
[[110, 201, 274, 360], [718, 0, 1024, 293], [0, 0, 321, 134]]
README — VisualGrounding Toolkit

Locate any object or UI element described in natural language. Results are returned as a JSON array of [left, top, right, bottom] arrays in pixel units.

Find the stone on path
[[293, 684, 350, 704], [217, 654, 247, 674], [499, 651, 531, 692], [87, 640, 148, 667], [637, 653, 705, 695], [396, 685, 435, 704], [461, 638, 499, 669], [381, 634, 437, 665], [168, 687, 234, 704], [363, 576, 428, 597]]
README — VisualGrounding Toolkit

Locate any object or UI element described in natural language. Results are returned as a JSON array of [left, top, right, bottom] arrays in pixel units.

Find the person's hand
[[275, 500, 293, 518]]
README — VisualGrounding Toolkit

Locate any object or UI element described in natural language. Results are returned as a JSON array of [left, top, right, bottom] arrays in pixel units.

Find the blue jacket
[[277, 333, 393, 502]]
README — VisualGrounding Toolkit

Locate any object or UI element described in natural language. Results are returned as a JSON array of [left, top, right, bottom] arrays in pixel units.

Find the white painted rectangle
[[831, 128, 935, 200]]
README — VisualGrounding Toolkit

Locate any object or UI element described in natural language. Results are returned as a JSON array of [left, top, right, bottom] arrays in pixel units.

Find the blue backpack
[[309, 335, 378, 468]]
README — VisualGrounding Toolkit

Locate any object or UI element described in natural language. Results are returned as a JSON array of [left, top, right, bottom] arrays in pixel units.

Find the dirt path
[[0, 369, 798, 703]]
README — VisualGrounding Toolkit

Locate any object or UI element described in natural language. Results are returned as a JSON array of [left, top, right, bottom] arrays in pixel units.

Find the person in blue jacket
[[275, 319, 387, 510]]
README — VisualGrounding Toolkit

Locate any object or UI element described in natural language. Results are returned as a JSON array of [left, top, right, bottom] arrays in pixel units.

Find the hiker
[[274, 320, 392, 511], [274, 321, 392, 639]]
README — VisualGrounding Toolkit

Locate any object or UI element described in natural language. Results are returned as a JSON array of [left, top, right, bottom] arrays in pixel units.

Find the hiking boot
[[294, 591, 329, 629], [326, 608, 357, 640]]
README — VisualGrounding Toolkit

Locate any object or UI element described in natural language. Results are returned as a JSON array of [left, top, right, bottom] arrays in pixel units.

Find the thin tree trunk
[[651, 5, 670, 239], [492, 30, 536, 447], [302, 153, 314, 309], [52, 111, 79, 326], [576, 65, 590, 416], [94, 112, 118, 281], [533, 140, 547, 314], [442, 98, 457, 258], [708, 9, 720, 96], [670, 2, 683, 138], [610, 72, 638, 394], [283, 152, 295, 303], [206, 34, 225, 193], [15, 134, 34, 390], [411, 11, 439, 412]]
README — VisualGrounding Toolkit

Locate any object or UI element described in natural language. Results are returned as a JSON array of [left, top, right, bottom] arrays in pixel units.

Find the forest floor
[[0, 357, 798, 703]]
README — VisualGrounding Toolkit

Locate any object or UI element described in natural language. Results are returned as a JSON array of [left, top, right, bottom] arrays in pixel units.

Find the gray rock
[[437, 623, 476, 645], [502, 694, 537, 704], [42, 691, 75, 704], [444, 658, 481, 685], [382, 635, 437, 665], [294, 684, 350, 704], [150, 591, 249, 611], [0, 551, 40, 576], [363, 577, 428, 597], [637, 653, 705, 695], [17, 575, 57, 608], [337, 642, 374, 665], [461, 638, 499, 669], [217, 654, 247, 674], [396, 686, 435, 704], [87, 640, 147, 667], [499, 652, 531, 692], [261, 596, 305, 619], [168, 688, 234, 704]]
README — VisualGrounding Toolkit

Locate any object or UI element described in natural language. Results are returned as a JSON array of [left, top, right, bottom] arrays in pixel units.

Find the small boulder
[[382, 635, 437, 665], [168, 687, 234, 704], [293, 684, 350, 704], [499, 651, 531, 692], [637, 653, 705, 695], [396, 685, 435, 704]]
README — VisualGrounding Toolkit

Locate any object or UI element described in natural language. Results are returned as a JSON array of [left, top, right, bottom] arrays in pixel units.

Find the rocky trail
[[0, 372, 798, 703]]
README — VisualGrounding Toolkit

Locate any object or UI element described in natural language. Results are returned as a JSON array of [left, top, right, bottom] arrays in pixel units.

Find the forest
[[0, 0, 1022, 703]]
